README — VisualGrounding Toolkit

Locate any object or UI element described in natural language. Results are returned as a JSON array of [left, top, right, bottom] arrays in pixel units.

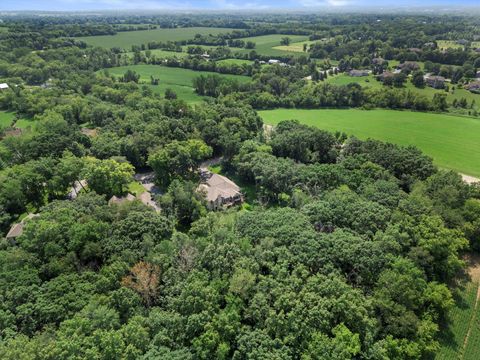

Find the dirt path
[[460, 254, 480, 359], [461, 174, 480, 184]]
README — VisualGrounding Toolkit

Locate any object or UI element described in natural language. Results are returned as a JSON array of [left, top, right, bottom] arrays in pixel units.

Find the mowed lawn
[[0, 111, 15, 130], [105, 65, 250, 103], [77, 27, 234, 49], [259, 108, 480, 177], [237, 34, 309, 56]]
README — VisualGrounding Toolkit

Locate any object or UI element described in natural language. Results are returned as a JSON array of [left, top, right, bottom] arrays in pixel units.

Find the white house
[[0, 83, 9, 90]]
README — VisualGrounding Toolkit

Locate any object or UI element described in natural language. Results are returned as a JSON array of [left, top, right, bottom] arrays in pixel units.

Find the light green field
[[143, 49, 189, 59], [77, 27, 234, 49], [0, 111, 15, 130], [436, 256, 480, 360], [259, 108, 480, 177], [216, 59, 254, 66], [273, 40, 316, 53], [437, 40, 464, 50], [236, 34, 309, 56], [472, 42, 480, 49], [104, 65, 250, 103]]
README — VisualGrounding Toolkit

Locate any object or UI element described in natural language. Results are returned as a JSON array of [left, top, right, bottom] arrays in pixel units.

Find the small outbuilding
[[5, 213, 39, 242], [0, 83, 9, 90], [108, 193, 136, 206], [425, 75, 446, 89], [349, 69, 370, 77]]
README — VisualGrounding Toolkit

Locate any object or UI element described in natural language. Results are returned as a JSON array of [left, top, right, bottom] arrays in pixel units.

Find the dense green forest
[[0, 12, 480, 360]]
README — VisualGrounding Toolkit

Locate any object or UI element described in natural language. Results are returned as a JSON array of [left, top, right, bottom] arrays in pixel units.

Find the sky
[[0, 0, 478, 11]]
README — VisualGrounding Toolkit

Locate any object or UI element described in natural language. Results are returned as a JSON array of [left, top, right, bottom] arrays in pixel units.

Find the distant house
[[108, 193, 136, 206], [376, 71, 394, 82], [424, 75, 446, 89], [476, 71, 480, 79], [5, 213, 39, 242], [424, 42, 436, 48], [80, 128, 98, 137], [408, 47, 422, 53], [268, 59, 280, 64], [466, 81, 480, 93], [397, 61, 420, 72], [201, 53, 210, 59], [197, 170, 243, 210], [372, 57, 385, 65], [348, 69, 370, 77], [0, 83, 9, 90]]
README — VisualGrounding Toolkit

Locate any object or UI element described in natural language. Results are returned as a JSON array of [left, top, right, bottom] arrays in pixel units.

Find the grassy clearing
[[236, 34, 309, 57], [0, 111, 15, 130], [216, 58, 254, 66], [77, 27, 234, 49], [259, 108, 480, 177], [104, 65, 250, 103], [272, 40, 316, 53], [472, 42, 480, 49], [437, 40, 465, 50], [127, 181, 146, 196]]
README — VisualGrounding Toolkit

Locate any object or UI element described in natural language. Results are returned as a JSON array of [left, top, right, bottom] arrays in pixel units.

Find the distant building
[[268, 59, 280, 64], [466, 81, 480, 93], [376, 71, 394, 82], [397, 61, 420, 72], [476, 71, 480, 79], [408, 47, 422, 53], [348, 69, 370, 77], [108, 193, 136, 206], [197, 170, 243, 210], [424, 42, 436, 48], [0, 83, 9, 90], [5, 213, 39, 242], [372, 57, 386, 65], [424, 75, 446, 89]]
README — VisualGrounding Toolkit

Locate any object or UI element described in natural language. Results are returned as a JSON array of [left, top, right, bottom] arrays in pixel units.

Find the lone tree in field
[[280, 37, 291, 46]]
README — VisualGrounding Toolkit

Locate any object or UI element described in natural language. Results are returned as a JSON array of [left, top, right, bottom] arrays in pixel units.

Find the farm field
[[436, 256, 480, 360], [0, 111, 15, 130], [237, 34, 309, 56], [216, 58, 254, 66], [259, 108, 480, 177], [104, 65, 250, 103], [77, 27, 234, 49]]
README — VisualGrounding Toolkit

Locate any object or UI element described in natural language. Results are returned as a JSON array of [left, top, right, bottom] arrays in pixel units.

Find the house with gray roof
[[197, 171, 243, 210]]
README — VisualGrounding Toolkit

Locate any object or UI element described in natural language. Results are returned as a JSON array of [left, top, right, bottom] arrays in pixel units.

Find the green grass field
[[104, 65, 250, 103], [236, 34, 309, 56], [0, 111, 15, 130], [216, 58, 254, 66], [259, 108, 480, 177], [77, 27, 234, 49], [273, 40, 315, 53]]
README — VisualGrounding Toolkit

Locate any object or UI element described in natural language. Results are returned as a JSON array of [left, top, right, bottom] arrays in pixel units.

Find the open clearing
[[104, 65, 250, 103], [259, 108, 480, 177], [273, 40, 316, 53], [0, 111, 15, 130], [77, 27, 234, 49], [437, 40, 465, 50], [237, 34, 309, 56]]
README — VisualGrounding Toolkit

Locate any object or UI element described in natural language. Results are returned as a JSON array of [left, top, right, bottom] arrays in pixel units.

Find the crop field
[[104, 65, 250, 103], [216, 58, 254, 66], [436, 256, 480, 360], [77, 27, 234, 49], [259, 108, 480, 177], [0, 111, 15, 130], [236, 34, 309, 56]]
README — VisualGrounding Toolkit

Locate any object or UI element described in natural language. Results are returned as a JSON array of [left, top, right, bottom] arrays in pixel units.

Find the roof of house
[[0, 83, 9, 89], [425, 75, 446, 82], [198, 173, 241, 202], [349, 69, 369, 76], [466, 81, 480, 90], [5, 213, 39, 239], [138, 191, 161, 212], [108, 193, 136, 205]]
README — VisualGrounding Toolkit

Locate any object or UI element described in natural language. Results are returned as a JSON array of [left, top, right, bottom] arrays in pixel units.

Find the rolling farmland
[[77, 27, 234, 49], [104, 65, 250, 103], [259, 108, 480, 177]]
